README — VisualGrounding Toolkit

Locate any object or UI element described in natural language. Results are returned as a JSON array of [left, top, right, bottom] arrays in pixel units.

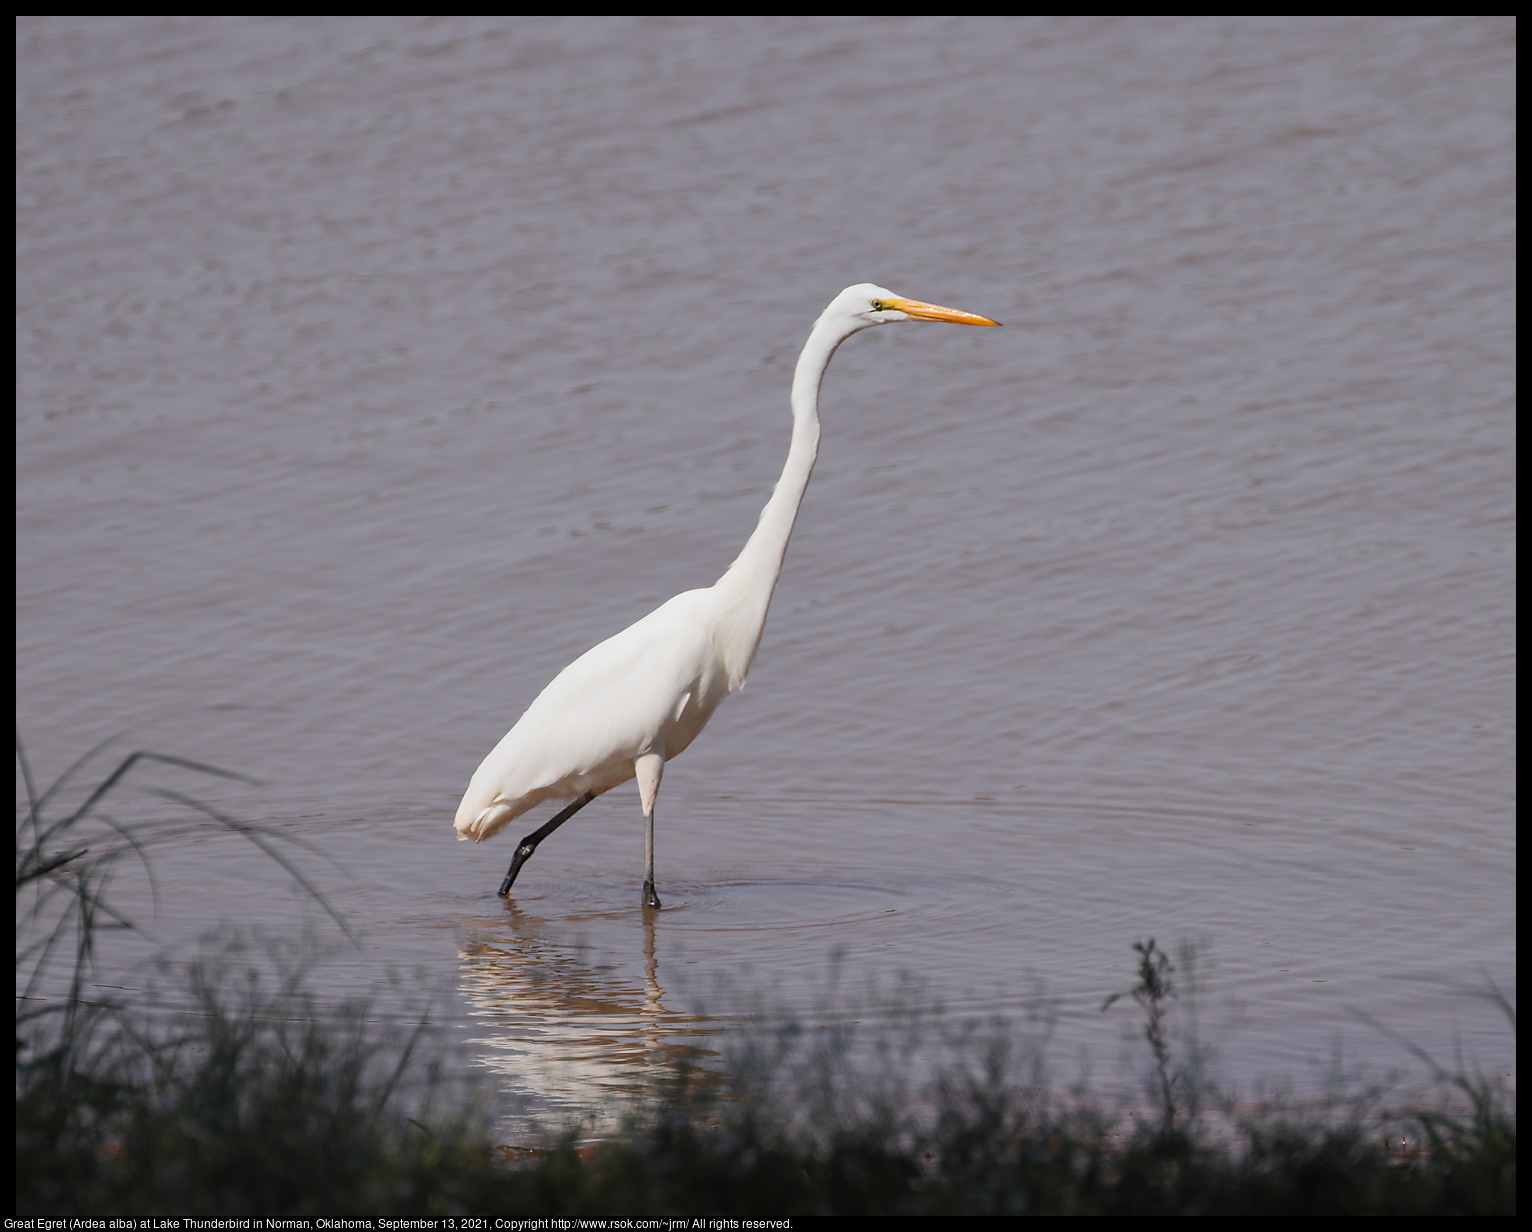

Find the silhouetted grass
[[496, 945, 1512, 1215], [16, 736, 1515, 1214], [16, 730, 501, 1213]]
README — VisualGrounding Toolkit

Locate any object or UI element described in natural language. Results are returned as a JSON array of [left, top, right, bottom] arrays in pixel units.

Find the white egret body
[[455, 283, 999, 906]]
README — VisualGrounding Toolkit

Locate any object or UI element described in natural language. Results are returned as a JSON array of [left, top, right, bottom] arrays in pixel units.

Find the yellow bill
[[884, 296, 1002, 327]]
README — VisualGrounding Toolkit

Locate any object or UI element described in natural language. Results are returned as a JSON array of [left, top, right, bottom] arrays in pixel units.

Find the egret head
[[821, 282, 1002, 334]]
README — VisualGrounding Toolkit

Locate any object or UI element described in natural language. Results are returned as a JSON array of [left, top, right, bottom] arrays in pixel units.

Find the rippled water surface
[[17, 16, 1514, 1119]]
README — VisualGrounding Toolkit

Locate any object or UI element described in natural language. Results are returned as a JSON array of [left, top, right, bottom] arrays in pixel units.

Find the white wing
[[454, 588, 732, 841]]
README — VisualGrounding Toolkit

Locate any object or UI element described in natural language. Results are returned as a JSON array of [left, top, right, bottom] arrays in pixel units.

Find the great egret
[[455, 283, 1000, 907]]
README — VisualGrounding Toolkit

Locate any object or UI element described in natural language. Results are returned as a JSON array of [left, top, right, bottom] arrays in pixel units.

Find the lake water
[[17, 16, 1514, 1126]]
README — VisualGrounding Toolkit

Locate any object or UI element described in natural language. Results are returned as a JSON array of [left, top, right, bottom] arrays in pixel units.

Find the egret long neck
[[711, 317, 851, 688]]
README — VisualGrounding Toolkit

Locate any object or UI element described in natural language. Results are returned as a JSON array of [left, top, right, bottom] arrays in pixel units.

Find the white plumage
[[454, 283, 999, 907]]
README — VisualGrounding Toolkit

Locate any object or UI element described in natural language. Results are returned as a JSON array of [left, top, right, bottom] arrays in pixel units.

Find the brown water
[[17, 16, 1514, 1121]]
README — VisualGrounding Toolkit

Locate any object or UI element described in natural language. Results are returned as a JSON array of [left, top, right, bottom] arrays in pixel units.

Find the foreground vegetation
[[16, 736, 1515, 1215]]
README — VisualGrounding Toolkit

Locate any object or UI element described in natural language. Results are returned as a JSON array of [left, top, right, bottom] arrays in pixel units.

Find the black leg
[[498, 791, 596, 896], [643, 806, 661, 909]]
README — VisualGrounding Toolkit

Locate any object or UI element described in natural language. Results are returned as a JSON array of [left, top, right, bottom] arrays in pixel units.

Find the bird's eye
[[870, 299, 887, 312]]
